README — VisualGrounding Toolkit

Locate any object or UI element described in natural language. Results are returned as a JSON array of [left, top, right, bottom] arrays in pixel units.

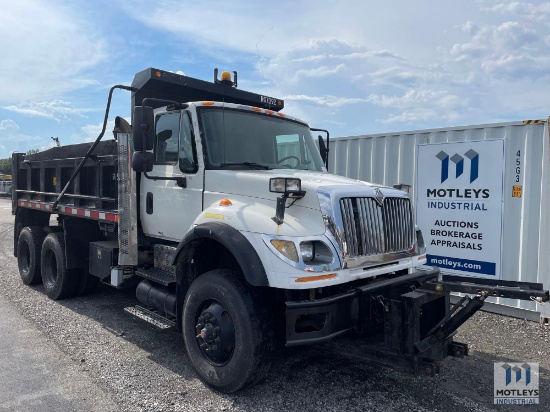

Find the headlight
[[263, 235, 340, 270], [269, 177, 302, 194], [300, 242, 315, 262], [270, 240, 299, 262]]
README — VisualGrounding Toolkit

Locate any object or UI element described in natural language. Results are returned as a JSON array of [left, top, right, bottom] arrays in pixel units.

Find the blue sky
[[2, 0, 550, 157]]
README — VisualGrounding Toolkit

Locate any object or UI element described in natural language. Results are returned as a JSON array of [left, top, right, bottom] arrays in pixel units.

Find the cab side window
[[179, 113, 198, 173], [154, 113, 180, 164]]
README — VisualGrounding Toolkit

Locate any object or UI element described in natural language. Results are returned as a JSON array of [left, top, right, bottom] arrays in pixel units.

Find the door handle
[[176, 177, 187, 188], [146, 192, 153, 214]]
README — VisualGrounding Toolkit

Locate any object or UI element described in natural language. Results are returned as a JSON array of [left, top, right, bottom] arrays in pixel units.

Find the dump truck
[[12, 68, 550, 392]]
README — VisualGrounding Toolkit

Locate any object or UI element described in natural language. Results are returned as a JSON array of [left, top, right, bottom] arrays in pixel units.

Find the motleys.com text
[[429, 257, 482, 270]]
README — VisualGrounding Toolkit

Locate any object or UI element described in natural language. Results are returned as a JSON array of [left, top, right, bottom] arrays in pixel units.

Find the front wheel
[[182, 269, 274, 393]]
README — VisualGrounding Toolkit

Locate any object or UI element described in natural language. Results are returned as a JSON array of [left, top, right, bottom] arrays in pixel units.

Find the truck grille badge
[[374, 187, 385, 206]]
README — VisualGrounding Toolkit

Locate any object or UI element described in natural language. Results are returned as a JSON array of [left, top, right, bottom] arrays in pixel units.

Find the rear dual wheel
[[17, 226, 46, 285], [41, 232, 79, 300], [18, 227, 99, 299]]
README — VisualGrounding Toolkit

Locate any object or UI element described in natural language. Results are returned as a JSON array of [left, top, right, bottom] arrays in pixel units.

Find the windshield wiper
[[220, 162, 271, 170]]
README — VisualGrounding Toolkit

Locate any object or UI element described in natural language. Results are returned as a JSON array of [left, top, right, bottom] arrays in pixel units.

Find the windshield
[[199, 107, 325, 171]]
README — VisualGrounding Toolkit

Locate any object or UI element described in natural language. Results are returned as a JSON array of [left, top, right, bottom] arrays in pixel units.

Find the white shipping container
[[0, 181, 11, 195], [328, 119, 550, 322]]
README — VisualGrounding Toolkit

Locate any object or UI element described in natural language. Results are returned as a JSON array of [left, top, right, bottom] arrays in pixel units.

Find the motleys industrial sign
[[494, 362, 539, 405], [416, 139, 505, 279]]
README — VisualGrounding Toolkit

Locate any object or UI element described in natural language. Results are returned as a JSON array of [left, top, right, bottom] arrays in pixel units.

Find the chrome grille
[[340, 197, 414, 257]]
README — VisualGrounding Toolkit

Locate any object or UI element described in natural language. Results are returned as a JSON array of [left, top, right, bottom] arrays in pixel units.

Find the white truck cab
[[138, 100, 427, 290]]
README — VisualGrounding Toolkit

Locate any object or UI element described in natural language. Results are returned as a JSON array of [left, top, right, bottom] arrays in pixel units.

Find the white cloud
[[291, 64, 348, 81], [115, 0, 327, 57], [292, 50, 405, 63], [367, 90, 462, 109], [284, 94, 369, 108], [367, 66, 446, 89], [0, 120, 19, 132], [264, 39, 386, 87], [3, 100, 93, 121], [262, 37, 476, 127], [0, 0, 108, 102], [448, 20, 550, 80], [456, 21, 480, 35], [366, 90, 467, 124], [382, 108, 439, 124], [0, 121, 48, 156], [483, 1, 550, 22], [0, 119, 37, 156]]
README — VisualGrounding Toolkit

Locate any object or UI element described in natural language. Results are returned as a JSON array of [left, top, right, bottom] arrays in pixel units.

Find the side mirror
[[132, 106, 155, 151], [132, 151, 154, 172], [318, 135, 328, 163]]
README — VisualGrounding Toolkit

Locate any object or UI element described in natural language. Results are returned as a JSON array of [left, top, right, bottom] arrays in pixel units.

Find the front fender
[[172, 221, 268, 286]]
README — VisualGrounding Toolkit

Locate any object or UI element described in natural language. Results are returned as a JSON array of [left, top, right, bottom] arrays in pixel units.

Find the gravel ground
[[0, 216, 548, 411]]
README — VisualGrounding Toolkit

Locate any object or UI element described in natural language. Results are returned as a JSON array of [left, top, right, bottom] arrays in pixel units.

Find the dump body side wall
[[13, 139, 120, 220]]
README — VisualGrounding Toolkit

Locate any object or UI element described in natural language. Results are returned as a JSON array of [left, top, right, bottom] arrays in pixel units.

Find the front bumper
[[285, 267, 462, 375], [285, 267, 441, 345], [284, 266, 550, 376]]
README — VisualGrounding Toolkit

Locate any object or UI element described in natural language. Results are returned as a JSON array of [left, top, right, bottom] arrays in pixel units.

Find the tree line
[[0, 150, 39, 175]]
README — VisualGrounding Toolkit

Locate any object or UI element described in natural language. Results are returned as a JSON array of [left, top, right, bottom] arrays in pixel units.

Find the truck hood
[[204, 169, 403, 211]]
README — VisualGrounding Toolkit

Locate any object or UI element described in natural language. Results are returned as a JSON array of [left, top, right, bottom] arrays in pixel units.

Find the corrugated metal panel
[[0, 181, 11, 195], [330, 120, 550, 320]]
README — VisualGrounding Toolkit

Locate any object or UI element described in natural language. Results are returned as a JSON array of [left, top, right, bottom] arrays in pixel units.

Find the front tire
[[182, 269, 274, 393], [41, 232, 78, 300], [17, 226, 45, 285]]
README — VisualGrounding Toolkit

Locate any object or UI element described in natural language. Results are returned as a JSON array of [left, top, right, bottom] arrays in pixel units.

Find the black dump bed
[[13, 139, 119, 213]]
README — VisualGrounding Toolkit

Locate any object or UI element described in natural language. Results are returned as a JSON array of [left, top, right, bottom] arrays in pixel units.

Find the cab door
[[140, 110, 203, 241]]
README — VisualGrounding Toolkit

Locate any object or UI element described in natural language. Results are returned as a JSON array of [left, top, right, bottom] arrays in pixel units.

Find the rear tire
[[17, 226, 46, 285], [41, 232, 78, 300], [182, 269, 274, 393]]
